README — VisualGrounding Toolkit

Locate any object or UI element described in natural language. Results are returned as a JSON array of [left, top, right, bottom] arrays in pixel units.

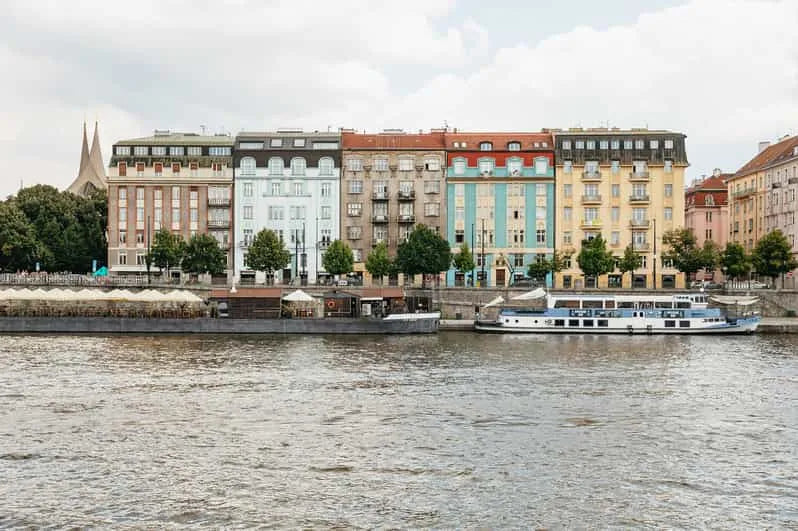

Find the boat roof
[[549, 293, 706, 302]]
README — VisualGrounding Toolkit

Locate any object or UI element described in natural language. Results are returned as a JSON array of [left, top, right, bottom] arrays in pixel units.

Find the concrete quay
[[440, 318, 798, 334]]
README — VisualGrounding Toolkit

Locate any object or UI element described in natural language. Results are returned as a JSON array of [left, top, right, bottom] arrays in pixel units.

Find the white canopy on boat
[[283, 289, 316, 302], [483, 296, 504, 308], [511, 288, 547, 301], [711, 295, 759, 306]]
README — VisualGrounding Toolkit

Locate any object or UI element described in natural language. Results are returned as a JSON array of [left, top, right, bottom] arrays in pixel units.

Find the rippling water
[[1, 332, 797, 528]]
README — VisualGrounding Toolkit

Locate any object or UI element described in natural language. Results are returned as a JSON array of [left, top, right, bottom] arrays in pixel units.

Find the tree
[[452, 242, 476, 284], [182, 233, 226, 277], [618, 244, 643, 287], [661, 228, 718, 278], [395, 224, 452, 287], [246, 229, 291, 282], [0, 201, 39, 272], [147, 229, 185, 274], [365, 241, 393, 285], [752, 230, 798, 285], [720, 242, 751, 281], [526, 251, 569, 284], [322, 239, 354, 278], [576, 235, 615, 279]]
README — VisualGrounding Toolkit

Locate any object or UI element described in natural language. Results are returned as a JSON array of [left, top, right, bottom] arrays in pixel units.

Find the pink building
[[685, 169, 729, 281]]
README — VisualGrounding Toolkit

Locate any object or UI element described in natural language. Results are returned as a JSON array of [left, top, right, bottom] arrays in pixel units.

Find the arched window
[[240, 156, 256, 176], [479, 142, 493, 151], [319, 157, 334, 176], [507, 141, 521, 151], [291, 157, 306, 176], [268, 157, 284, 176]]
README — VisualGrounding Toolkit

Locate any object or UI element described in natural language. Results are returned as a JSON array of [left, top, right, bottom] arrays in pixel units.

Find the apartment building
[[340, 130, 447, 285], [233, 130, 341, 284], [685, 169, 729, 281], [444, 132, 555, 287], [553, 128, 687, 289], [107, 131, 234, 279]]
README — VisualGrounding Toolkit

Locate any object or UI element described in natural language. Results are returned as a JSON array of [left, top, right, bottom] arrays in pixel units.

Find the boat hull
[[475, 316, 760, 335], [0, 314, 440, 335]]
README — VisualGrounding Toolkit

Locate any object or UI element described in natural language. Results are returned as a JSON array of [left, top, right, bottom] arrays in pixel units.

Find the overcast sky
[[1, 0, 796, 198]]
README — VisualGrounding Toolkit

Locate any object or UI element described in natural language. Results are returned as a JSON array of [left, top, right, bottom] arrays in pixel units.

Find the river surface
[[1, 332, 797, 529]]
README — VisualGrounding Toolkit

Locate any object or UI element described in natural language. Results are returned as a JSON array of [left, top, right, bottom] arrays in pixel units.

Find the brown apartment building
[[107, 131, 234, 280], [340, 129, 447, 285]]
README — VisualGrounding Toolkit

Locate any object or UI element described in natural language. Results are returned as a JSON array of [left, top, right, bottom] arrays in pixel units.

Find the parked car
[[690, 280, 722, 290]]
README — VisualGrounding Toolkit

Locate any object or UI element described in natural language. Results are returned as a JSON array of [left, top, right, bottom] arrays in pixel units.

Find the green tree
[[752, 230, 798, 285], [526, 251, 569, 284], [662, 228, 718, 278], [322, 239, 354, 277], [395, 224, 452, 287], [0, 201, 39, 272], [148, 229, 185, 274], [452, 242, 476, 284], [720, 242, 751, 281], [246, 229, 291, 282], [365, 241, 393, 285], [618, 244, 643, 287], [576, 235, 615, 279], [182, 233, 226, 277]]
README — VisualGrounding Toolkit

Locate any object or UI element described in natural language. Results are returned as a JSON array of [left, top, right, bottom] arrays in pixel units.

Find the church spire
[[78, 121, 90, 175], [88, 121, 106, 179], [68, 120, 107, 197]]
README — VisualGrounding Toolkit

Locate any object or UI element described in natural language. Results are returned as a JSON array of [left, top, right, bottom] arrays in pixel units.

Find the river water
[[1, 332, 797, 528]]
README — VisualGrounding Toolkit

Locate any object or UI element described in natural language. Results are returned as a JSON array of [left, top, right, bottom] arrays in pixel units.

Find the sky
[[1, 0, 797, 198]]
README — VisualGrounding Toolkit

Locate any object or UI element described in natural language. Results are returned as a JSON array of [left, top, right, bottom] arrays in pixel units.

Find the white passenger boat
[[474, 289, 760, 335]]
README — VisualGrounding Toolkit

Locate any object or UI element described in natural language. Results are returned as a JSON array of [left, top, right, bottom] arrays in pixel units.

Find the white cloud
[[0, 0, 796, 198]]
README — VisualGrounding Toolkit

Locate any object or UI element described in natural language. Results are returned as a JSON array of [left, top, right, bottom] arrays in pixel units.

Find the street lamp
[[480, 218, 486, 287]]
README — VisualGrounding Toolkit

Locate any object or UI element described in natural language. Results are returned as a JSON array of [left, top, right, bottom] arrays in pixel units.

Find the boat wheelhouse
[[475, 290, 760, 335]]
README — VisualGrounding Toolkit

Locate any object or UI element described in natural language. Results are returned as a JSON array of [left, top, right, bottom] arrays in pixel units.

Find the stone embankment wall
[[407, 288, 798, 319]]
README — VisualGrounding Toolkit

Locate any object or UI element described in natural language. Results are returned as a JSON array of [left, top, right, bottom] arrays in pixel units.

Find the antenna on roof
[[200, 125, 206, 136], [444, 119, 449, 131]]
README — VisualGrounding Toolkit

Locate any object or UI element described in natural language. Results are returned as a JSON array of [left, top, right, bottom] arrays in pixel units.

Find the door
[[495, 269, 506, 286]]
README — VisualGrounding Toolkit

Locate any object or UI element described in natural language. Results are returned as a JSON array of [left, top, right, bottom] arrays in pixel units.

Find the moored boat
[[475, 289, 760, 335]]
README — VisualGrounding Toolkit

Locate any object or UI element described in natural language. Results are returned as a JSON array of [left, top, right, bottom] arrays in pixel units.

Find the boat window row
[[664, 320, 692, 328], [555, 299, 691, 310], [552, 319, 610, 327]]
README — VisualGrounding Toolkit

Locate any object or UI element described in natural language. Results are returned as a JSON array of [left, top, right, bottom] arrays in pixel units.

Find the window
[[118, 252, 127, 265], [612, 184, 620, 197], [319, 157, 333, 176], [314, 142, 338, 150], [118, 162, 127, 176], [270, 182, 281, 196], [453, 159, 466, 175], [374, 158, 388, 171], [321, 182, 332, 197], [664, 139, 674, 149], [399, 158, 414, 171], [624, 140, 633, 150], [424, 157, 441, 171], [171, 163, 180, 174], [243, 206, 253, 220], [268, 157, 283, 175], [664, 184, 673, 197], [611, 207, 620, 222], [455, 206, 464, 221], [575, 140, 584, 149], [611, 231, 620, 245], [291, 157, 306, 175], [169, 146, 184, 156], [115, 146, 130, 156], [635, 139, 644, 149], [349, 180, 363, 194], [424, 180, 440, 194], [507, 158, 522, 176], [208, 146, 231, 156], [294, 182, 303, 196], [187, 146, 202, 156], [562, 141, 571, 150], [136, 162, 144, 176], [564, 160, 572, 174], [152, 146, 166, 156], [347, 158, 363, 171], [563, 231, 572, 245], [455, 229, 465, 243], [705, 228, 713, 240], [347, 203, 362, 216], [649, 140, 659, 149], [600, 140, 609, 150], [664, 207, 673, 220], [563, 206, 572, 221], [563, 184, 572, 198], [535, 158, 548, 175], [321, 206, 331, 219], [586, 140, 595, 150], [347, 226, 361, 240], [270, 138, 282, 147], [479, 159, 493, 175], [154, 163, 163, 176], [240, 157, 256, 176], [424, 202, 440, 216], [133, 146, 147, 156], [118, 230, 127, 245], [537, 229, 546, 244], [664, 160, 673, 173], [243, 182, 253, 197], [479, 142, 493, 151], [293, 138, 305, 147], [508, 142, 521, 151]]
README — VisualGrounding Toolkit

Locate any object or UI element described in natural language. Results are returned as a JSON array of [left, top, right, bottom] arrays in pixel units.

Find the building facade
[[553, 128, 687, 289], [340, 130, 447, 285], [444, 132, 555, 287], [233, 130, 341, 285], [685, 169, 729, 281], [107, 131, 234, 279]]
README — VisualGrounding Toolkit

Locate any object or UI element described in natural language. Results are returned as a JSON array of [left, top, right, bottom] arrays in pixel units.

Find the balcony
[[633, 242, 650, 251], [372, 214, 389, 223], [207, 219, 230, 228], [581, 170, 602, 181], [733, 187, 756, 199], [397, 190, 416, 201], [629, 194, 650, 203], [208, 197, 231, 207], [771, 182, 782, 189], [372, 238, 390, 247], [789, 177, 798, 185], [318, 240, 332, 250], [581, 218, 603, 229], [630, 218, 650, 228], [581, 194, 602, 204], [372, 191, 390, 201], [397, 214, 416, 223], [629, 171, 650, 181]]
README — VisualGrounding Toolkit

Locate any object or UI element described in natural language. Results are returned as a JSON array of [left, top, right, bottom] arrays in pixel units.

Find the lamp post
[[471, 222, 475, 287], [481, 218, 486, 287], [146, 215, 151, 285], [652, 218, 657, 290]]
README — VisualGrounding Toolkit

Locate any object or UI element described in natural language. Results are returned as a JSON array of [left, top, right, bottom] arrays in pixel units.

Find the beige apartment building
[[107, 131, 234, 280], [340, 130, 447, 285], [553, 128, 687, 289]]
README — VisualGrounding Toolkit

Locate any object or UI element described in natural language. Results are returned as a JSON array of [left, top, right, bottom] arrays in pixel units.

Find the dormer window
[[705, 195, 715, 206], [270, 138, 282, 147], [453, 142, 459, 148], [479, 142, 493, 151], [507, 141, 521, 151]]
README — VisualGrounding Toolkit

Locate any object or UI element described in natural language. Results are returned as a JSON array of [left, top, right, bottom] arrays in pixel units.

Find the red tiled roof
[[734, 135, 798, 179], [342, 132, 445, 150], [444, 132, 553, 151]]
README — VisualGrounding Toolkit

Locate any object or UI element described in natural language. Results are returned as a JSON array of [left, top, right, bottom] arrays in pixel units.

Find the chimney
[[758, 141, 771, 152], [712, 168, 721, 177]]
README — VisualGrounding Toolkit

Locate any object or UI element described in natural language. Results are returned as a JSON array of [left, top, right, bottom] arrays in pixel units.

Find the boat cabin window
[[639, 301, 654, 309], [597, 319, 608, 327], [554, 319, 565, 327], [655, 301, 673, 309], [676, 301, 690, 309], [604, 301, 616, 309], [583, 319, 594, 327], [664, 320, 676, 328], [555, 300, 581, 308], [679, 320, 691, 328], [618, 301, 635, 309], [582, 300, 603, 309], [568, 319, 579, 327]]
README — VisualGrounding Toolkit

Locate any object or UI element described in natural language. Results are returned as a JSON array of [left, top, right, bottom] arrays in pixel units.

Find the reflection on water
[[1, 332, 797, 528]]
